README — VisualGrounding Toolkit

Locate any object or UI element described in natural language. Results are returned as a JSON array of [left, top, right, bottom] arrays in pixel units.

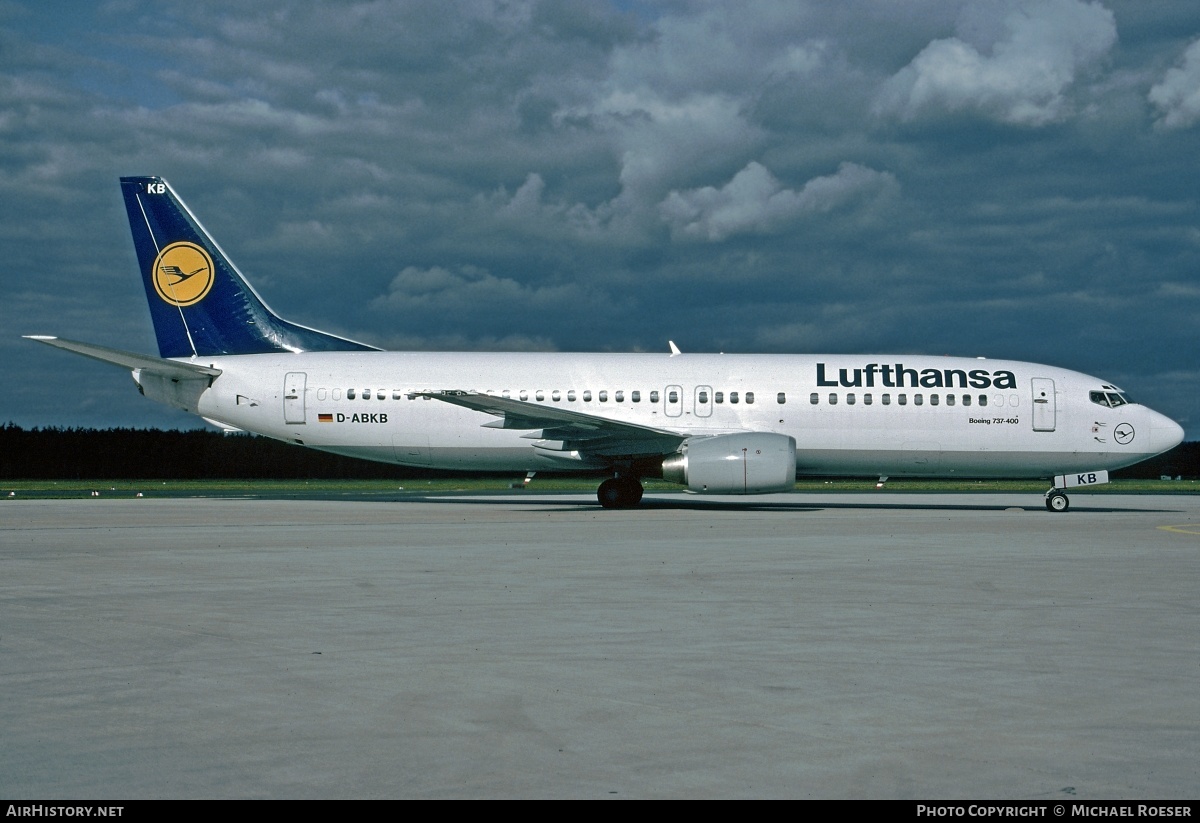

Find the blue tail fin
[[120, 176, 377, 358]]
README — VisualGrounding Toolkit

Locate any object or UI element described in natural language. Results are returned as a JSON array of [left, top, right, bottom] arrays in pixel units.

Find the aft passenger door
[[284, 372, 307, 424], [1031, 378, 1056, 432]]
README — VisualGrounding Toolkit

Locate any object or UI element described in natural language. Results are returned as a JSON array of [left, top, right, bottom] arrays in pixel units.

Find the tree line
[[1, 423, 1196, 480], [0, 424, 428, 480]]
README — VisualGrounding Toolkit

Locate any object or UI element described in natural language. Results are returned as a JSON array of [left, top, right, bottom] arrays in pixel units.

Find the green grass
[[2, 476, 1196, 499]]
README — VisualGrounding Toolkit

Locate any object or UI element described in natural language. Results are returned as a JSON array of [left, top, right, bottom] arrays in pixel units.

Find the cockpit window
[[1090, 390, 1132, 408]]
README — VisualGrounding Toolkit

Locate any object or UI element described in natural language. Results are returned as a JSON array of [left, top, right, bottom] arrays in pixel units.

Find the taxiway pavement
[[2, 492, 1198, 798]]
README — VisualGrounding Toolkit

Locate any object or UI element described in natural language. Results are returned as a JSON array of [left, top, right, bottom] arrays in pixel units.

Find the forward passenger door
[[1031, 378, 1056, 432]]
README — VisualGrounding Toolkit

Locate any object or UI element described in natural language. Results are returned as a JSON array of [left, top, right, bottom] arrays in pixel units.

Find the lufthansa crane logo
[[1114, 423, 1135, 445], [151, 241, 214, 307]]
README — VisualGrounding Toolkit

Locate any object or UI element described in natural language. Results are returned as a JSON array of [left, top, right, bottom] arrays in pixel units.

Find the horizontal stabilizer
[[24, 336, 221, 379]]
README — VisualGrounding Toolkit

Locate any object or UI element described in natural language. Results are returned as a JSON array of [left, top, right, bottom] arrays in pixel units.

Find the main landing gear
[[1045, 488, 1070, 512], [597, 476, 644, 509]]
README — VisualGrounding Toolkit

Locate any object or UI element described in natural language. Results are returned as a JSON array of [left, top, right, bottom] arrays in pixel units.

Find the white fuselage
[[148, 351, 1184, 480]]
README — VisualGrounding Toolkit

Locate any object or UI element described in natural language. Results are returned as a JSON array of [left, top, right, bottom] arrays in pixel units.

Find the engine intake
[[661, 432, 796, 494]]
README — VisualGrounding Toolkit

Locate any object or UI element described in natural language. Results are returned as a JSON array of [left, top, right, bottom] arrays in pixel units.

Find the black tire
[[597, 477, 644, 508], [598, 478, 625, 508], [624, 478, 644, 506], [1046, 492, 1070, 512]]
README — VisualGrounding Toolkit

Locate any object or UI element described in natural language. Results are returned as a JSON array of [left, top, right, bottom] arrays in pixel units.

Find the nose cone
[[1148, 411, 1185, 456]]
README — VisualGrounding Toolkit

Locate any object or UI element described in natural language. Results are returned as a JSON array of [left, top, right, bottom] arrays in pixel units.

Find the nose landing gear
[[1045, 489, 1070, 512]]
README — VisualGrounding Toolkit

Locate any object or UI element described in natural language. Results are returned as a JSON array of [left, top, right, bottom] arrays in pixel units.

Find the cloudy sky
[[2, 0, 1198, 438]]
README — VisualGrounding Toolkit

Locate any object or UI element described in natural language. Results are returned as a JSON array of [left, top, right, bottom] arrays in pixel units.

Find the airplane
[[27, 176, 1185, 510]]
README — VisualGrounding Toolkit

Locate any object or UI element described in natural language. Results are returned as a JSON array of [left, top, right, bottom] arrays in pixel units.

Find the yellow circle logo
[[152, 242, 215, 307]]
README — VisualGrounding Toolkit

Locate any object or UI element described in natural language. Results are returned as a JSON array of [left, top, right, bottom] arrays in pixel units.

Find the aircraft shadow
[[346, 492, 1186, 514]]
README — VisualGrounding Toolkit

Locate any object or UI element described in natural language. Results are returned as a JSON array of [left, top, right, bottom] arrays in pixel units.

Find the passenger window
[[347, 388, 356, 400], [810, 393, 819, 405], [829, 393, 838, 405], [698, 391, 708, 404], [962, 394, 971, 406], [882, 393, 890, 405], [898, 394, 907, 406], [631, 391, 641, 402], [536, 390, 545, 401], [930, 394, 939, 406], [777, 392, 786, 404], [650, 391, 660, 403], [668, 391, 679, 403], [615, 391, 625, 402], [378, 390, 386, 401], [1009, 394, 1019, 407], [520, 390, 528, 400], [333, 388, 342, 401], [599, 391, 608, 402], [362, 389, 371, 400], [552, 390, 561, 402], [915, 394, 924, 406], [730, 392, 739, 404], [502, 389, 511, 398], [583, 390, 592, 402], [979, 395, 988, 407], [745, 392, 754, 404], [317, 388, 327, 401], [864, 393, 872, 405], [715, 392, 724, 404], [567, 390, 576, 402], [847, 393, 856, 405]]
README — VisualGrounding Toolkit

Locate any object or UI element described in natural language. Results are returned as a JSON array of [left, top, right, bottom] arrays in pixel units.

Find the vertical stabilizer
[[120, 176, 377, 358]]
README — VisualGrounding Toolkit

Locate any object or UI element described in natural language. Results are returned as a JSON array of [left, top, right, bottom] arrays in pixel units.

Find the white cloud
[[560, 88, 763, 208], [659, 161, 898, 242], [373, 264, 590, 315], [1156, 281, 1200, 299], [552, 5, 838, 227], [501, 172, 547, 217], [1149, 37, 1200, 130], [607, 5, 828, 99], [874, 0, 1117, 126]]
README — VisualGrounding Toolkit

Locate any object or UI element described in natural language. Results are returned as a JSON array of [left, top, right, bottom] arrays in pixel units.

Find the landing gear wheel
[[597, 477, 644, 508], [625, 479, 644, 506], [1045, 491, 1070, 512]]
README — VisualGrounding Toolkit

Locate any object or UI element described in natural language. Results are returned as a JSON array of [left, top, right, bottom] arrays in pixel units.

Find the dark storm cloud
[[1, 0, 1197, 435]]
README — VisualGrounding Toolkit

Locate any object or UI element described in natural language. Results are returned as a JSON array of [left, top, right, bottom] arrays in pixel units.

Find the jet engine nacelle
[[661, 432, 797, 494]]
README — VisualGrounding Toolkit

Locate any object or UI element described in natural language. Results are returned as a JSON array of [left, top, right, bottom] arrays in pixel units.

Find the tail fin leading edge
[[120, 176, 377, 358]]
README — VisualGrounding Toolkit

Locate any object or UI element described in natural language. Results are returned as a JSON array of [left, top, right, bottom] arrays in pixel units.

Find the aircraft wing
[[411, 390, 687, 461], [24, 336, 222, 379]]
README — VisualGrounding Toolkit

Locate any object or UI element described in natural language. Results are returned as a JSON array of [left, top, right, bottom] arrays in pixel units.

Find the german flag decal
[[318, 413, 333, 423]]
